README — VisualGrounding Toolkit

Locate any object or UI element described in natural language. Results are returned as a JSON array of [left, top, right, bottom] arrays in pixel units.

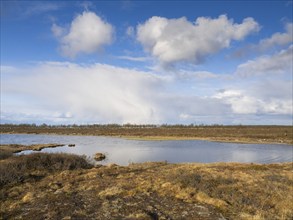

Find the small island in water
[[0, 124, 292, 219]]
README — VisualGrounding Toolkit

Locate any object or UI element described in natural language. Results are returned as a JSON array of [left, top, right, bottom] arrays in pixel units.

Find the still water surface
[[1, 134, 292, 165]]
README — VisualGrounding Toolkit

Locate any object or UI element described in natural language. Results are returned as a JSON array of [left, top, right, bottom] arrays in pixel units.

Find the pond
[[1, 134, 292, 165]]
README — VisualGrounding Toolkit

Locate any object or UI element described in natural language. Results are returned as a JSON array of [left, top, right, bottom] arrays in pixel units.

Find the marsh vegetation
[[0, 144, 292, 219]]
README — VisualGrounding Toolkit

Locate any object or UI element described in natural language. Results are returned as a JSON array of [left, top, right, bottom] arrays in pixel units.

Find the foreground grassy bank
[[0, 147, 292, 219], [1, 124, 293, 144]]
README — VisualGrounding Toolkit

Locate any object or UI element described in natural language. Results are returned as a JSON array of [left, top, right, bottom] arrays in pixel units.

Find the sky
[[0, 0, 292, 125]]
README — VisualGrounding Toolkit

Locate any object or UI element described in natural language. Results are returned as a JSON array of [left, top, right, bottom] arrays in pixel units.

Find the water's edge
[[1, 131, 291, 145], [1, 134, 292, 165]]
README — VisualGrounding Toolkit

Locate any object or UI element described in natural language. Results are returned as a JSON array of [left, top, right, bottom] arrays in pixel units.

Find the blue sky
[[1, 1, 292, 125]]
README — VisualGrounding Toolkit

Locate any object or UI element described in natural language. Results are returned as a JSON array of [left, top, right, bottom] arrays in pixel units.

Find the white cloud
[[236, 45, 293, 77], [258, 23, 293, 50], [214, 90, 261, 114], [1, 62, 231, 124], [137, 15, 259, 66], [52, 11, 114, 58], [219, 46, 293, 115], [251, 80, 293, 100], [214, 89, 292, 115], [1, 62, 163, 124], [231, 23, 293, 58], [1, 59, 291, 125]]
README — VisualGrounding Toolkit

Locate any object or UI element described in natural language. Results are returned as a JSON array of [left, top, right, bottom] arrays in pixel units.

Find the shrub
[[0, 149, 13, 160], [0, 153, 93, 186]]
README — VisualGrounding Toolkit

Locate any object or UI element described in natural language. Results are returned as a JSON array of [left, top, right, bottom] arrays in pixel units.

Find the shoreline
[[122, 135, 291, 145]]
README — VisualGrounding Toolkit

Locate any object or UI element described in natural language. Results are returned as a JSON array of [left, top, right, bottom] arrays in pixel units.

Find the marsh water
[[1, 134, 292, 165]]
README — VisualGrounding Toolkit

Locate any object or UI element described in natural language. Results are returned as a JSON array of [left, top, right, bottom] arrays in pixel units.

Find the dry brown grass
[[162, 163, 293, 219], [1, 124, 292, 144], [1, 160, 292, 219]]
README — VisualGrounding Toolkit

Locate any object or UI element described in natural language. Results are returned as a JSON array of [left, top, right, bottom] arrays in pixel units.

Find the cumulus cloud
[[214, 89, 292, 115], [52, 11, 114, 58], [236, 45, 293, 77], [258, 23, 293, 50], [136, 15, 259, 66], [231, 23, 293, 58]]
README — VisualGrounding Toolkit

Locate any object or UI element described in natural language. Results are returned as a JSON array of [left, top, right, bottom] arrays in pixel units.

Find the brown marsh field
[[1, 124, 292, 144], [0, 125, 293, 219], [0, 146, 292, 220]]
